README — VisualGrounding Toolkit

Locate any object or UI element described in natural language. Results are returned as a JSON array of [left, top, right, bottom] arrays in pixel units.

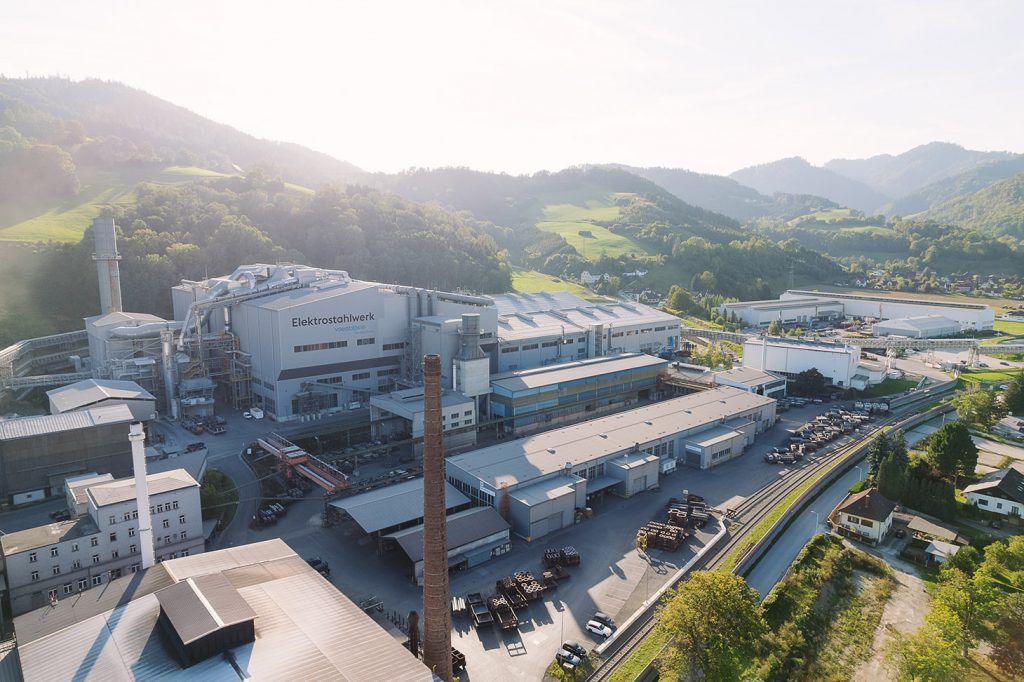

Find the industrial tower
[[421, 354, 453, 680]]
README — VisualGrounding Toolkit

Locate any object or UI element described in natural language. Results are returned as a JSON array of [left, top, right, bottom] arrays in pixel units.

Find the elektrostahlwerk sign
[[291, 313, 375, 327]]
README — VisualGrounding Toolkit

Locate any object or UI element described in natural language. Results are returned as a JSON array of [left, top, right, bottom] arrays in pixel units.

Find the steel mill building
[[167, 265, 679, 422], [445, 386, 776, 540]]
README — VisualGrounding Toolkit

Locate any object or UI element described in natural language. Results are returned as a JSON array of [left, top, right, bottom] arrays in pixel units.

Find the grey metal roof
[[872, 315, 959, 332], [786, 288, 990, 311], [370, 388, 473, 421], [508, 479, 577, 506], [329, 478, 470, 534], [385, 506, 510, 563], [0, 404, 133, 441], [244, 278, 377, 311], [47, 379, 155, 413], [15, 539, 435, 682], [490, 353, 666, 393], [155, 573, 256, 644], [87, 470, 199, 508], [713, 366, 784, 388], [447, 387, 775, 489], [1, 516, 99, 556]]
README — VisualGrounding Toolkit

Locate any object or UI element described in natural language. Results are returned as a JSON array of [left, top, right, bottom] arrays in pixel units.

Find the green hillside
[[0, 165, 230, 242], [923, 172, 1024, 238], [535, 194, 656, 259]]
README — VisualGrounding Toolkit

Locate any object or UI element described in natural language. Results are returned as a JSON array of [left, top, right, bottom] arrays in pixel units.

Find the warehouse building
[[741, 337, 885, 390], [718, 296, 844, 329], [489, 353, 668, 434], [871, 315, 961, 338], [446, 387, 776, 540], [713, 366, 787, 399], [328, 477, 472, 537], [489, 291, 680, 372], [382, 506, 511, 585], [47, 378, 157, 422], [13, 539, 435, 681], [0, 404, 134, 506], [721, 290, 994, 331], [1, 468, 203, 616]]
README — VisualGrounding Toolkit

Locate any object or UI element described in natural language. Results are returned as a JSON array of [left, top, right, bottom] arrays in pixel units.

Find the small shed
[[924, 540, 961, 566]]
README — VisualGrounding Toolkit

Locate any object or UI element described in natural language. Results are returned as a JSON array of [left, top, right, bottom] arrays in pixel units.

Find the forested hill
[[824, 142, 1017, 199], [922, 172, 1024, 238], [615, 164, 837, 221], [0, 77, 366, 191], [17, 176, 512, 339], [730, 157, 889, 214], [380, 165, 841, 301]]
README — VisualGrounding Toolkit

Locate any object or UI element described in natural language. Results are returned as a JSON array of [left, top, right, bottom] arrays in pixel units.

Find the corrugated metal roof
[[155, 573, 256, 644], [15, 539, 435, 682], [329, 479, 470, 534], [47, 379, 155, 413], [0, 640, 21, 682], [87, 470, 198, 508], [490, 353, 666, 392], [385, 506, 510, 563], [447, 387, 775, 488], [714, 366, 783, 387], [0, 404, 133, 441]]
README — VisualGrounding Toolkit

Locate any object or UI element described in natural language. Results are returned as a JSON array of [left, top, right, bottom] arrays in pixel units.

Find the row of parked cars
[[555, 612, 616, 670]]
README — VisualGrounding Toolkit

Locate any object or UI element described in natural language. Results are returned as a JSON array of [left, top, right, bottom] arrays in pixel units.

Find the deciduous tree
[[658, 572, 766, 681]]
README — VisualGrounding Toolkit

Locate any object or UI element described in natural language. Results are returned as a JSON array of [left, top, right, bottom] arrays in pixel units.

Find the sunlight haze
[[2, 0, 1022, 174]]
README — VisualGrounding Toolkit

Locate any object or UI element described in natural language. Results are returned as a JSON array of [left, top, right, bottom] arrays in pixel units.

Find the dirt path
[[854, 566, 930, 682]]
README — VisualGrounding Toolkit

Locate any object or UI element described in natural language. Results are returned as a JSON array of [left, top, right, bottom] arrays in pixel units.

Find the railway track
[[585, 391, 953, 682]]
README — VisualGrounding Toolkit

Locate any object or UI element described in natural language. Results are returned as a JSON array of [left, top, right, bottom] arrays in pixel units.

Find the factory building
[[1, 468, 202, 616], [0, 404, 135, 505], [713, 366, 787, 399], [489, 353, 668, 434], [383, 506, 511, 585], [370, 387, 478, 454], [718, 296, 845, 329], [721, 290, 994, 331], [171, 264, 496, 422], [47, 378, 157, 422], [328, 477, 472, 537], [741, 337, 885, 390], [871, 315, 961, 339], [489, 291, 680, 372], [446, 387, 776, 540], [85, 311, 181, 393], [12, 539, 435, 681]]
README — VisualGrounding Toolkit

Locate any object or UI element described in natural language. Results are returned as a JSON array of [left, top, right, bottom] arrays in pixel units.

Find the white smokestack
[[129, 422, 156, 569]]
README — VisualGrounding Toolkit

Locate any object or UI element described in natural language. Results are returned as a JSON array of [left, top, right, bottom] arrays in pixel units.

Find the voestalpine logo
[[291, 313, 375, 327]]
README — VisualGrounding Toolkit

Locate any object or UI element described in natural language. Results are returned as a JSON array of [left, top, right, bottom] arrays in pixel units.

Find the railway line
[[585, 387, 955, 682]]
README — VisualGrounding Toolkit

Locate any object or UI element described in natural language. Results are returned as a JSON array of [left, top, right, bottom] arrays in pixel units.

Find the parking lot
[[249, 400, 851, 680]]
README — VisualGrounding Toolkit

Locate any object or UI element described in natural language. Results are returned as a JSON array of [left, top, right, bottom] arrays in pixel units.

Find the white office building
[[741, 337, 885, 390], [0, 468, 203, 616]]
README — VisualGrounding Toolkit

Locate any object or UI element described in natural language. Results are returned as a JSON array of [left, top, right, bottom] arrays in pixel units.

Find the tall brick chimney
[[421, 354, 453, 680]]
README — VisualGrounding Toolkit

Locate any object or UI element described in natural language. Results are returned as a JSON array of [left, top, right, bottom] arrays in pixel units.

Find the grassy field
[[607, 630, 669, 682], [534, 193, 656, 260], [0, 165, 230, 243], [959, 368, 1023, 385], [510, 268, 591, 296], [995, 319, 1024, 335], [857, 377, 919, 397]]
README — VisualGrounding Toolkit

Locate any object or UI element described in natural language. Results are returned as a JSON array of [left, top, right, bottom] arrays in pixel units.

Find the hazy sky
[[2, 1, 1022, 175]]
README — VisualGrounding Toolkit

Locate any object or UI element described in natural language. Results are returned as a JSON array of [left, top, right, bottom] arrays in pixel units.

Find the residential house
[[963, 465, 1024, 517], [831, 488, 897, 545]]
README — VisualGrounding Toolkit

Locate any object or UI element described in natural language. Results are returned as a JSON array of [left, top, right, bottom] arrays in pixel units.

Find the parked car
[[990, 519, 1003, 529], [49, 509, 71, 521], [562, 641, 588, 658], [979, 362, 990, 368], [306, 557, 330, 575], [592, 611, 615, 628], [1001, 361, 1011, 366], [585, 620, 613, 638], [243, 411, 254, 420], [894, 528, 906, 539], [555, 650, 581, 666]]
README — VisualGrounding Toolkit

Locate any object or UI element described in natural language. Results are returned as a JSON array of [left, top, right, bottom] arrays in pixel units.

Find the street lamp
[[853, 464, 864, 481], [810, 510, 820, 529]]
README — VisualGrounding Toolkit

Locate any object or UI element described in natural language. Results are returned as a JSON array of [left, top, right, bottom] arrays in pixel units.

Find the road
[[744, 412, 948, 598]]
